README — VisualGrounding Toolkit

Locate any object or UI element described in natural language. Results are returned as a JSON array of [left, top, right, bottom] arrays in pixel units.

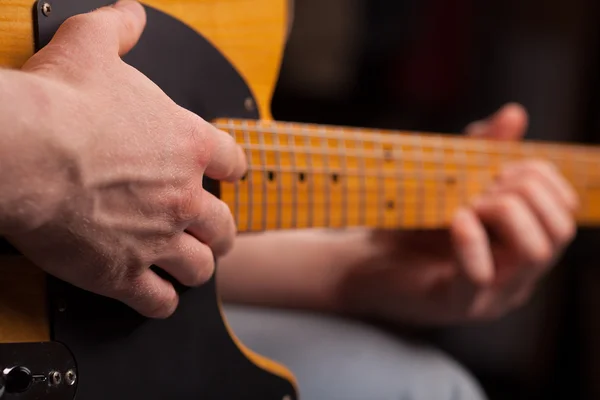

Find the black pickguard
[[2, 1, 296, 399]]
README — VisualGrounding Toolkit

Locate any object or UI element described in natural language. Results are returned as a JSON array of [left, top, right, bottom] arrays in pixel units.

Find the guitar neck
[[215, 118, 600, 232]]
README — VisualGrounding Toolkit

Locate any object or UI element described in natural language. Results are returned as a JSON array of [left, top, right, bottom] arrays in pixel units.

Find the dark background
[[270, 0, 600, 398]]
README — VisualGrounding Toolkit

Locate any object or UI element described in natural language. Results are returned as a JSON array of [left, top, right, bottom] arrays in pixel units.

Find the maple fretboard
[[214, 119, 600, 232]]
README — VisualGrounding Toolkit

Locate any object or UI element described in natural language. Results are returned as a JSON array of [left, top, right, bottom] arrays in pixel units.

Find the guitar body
[[0, 1, 297, 399]]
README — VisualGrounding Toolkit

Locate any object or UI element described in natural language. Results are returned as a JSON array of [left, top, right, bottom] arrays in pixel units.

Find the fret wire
[[242, 120, 253, 231], [374, 130, 385, 228], [228, 119, 240, 227], [338, 128, 348, 227], [303, 125, 314, 228], [241, 164, 600, 185], [319, 126, 331, 227], [415, 134, 425, 225], [477, 135, 488, 202], [355, 130, 367, 226], [256, 120, 268, 231], [396, 137, 404, 228], [457, 137, 467, 207], [273, 122, 283, 230], [287, 122, 298, 229], [435, 135, 444, 224]]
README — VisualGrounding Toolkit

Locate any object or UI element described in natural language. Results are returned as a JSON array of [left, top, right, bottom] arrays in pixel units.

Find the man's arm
[[217, 228, 374, 313]]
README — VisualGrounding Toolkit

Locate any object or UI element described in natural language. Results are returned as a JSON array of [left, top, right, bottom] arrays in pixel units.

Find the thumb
[[464, 103, 529, 141], [50, 0, 146, 57], [107, 0, 147, 56]]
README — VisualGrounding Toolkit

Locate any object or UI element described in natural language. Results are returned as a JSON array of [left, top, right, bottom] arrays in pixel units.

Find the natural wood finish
[[0, 0, 35, 68], [217, 118, 600, 231], [0, 0, 288, 119]]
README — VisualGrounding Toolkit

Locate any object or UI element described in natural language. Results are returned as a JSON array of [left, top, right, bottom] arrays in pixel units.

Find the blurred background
[[270, 0, 600, 399]]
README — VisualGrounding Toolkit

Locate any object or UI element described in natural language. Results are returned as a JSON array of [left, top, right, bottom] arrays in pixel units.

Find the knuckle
[[496, 195, 521, 217], [190, 254, 215, 286], [526, 159, 556, 176], [170, 183, 201, 223], [145, 289, 178, 319], [515, 178, 538, 197], [527, 242, 553, 266], [178, 112, 212, 166], [557, 219, 576, 243], [28, 13, 109, 77], [61, 13, 97, 31], [212, 200, 236, 255]]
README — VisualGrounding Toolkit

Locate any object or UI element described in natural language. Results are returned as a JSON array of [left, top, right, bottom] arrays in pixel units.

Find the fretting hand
[[341, 103, 579, 325]]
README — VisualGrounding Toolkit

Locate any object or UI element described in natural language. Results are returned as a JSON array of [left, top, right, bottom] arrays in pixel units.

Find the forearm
[[217, 228, 382, 313], [0, 70, 73, 234]]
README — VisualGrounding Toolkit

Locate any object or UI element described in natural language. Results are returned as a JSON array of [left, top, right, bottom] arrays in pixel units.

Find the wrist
[[0, 71, 76, 235]]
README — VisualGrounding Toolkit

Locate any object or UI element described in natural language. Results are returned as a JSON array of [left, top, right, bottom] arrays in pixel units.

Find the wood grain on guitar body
[[1, 0, 600, 399]]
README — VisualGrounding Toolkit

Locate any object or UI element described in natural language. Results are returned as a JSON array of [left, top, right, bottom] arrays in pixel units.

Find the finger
[[109, 0, 148, 55], [450, 207, 495, 286], [113, 268, 179, 318], [204, 124, 248, 182], [154, 232, 216, 287], [490, 175, 576, 249], [465, 103, 528, 141], [476, 277, 535, 320], [474, 195, 553, 279], [51, 0, 147, 57], [186, 190, 237, 257], [499, 160, 579, 212]]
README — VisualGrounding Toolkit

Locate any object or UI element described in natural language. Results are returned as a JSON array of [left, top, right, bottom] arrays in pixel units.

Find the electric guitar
[[1, 1, 600, 399]]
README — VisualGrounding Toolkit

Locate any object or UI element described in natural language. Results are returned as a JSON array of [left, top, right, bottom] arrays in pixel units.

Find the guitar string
[[231, 144, 600, 187], [214, 120, 600, 159], [232, 166, 600, 185], [232, 143, 600, 168]]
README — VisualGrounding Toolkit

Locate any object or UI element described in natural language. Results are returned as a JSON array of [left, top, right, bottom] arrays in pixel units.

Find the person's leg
[[223, 304, 487, 400]]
